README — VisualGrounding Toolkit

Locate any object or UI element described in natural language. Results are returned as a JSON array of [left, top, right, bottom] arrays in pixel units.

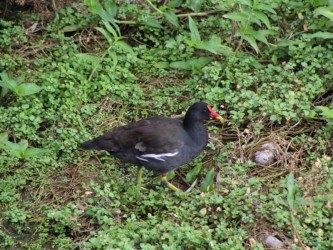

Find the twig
[[144, 0, 163, 14], [143, 0, 224, 19], [289, 210, 309, 250], [20, 35, 104, 58], [115, 19, 137, 25], [176, 9, 224, 17], [72, 226, 102, 250], [236, 127, 245, 163], [88, 50, 107, 81]]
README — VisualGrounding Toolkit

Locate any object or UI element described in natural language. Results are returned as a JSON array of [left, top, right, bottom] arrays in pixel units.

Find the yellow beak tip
[[216, 116, 224, 123]]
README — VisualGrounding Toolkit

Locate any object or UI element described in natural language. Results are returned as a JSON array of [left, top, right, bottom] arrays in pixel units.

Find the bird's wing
[[96, 117, 184, 154]]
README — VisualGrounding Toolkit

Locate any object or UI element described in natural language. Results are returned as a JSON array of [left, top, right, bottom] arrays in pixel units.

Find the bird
[[81, 102, 223, 191]]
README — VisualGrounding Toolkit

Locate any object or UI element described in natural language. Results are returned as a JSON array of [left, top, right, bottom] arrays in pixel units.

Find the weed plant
[[0, 0, 332, 249]]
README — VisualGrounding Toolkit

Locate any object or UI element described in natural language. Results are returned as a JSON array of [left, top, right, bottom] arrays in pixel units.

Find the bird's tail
[[81, 140, 97, 150], [81, 136, 117, 151]]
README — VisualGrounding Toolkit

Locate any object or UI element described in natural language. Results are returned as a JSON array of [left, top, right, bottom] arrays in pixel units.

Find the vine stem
[[88, 51, 108, 81], [144, 0, 164, 14], [115, 19, 137, 25], [289, 210, 309, 250], [144, 0, 223, 18], [113, 9, 224, 24], [176, 9, 224, 17]]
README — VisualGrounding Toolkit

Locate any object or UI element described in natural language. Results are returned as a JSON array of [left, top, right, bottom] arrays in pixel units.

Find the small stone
[[199, 207, 207, 216], [253, 142, 277, 166], [254, 150, 275, 165], [264, 235, 284, 249], [249, 237, 256, 247]]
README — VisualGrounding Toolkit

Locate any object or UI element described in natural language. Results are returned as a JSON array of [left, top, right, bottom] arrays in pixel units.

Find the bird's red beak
[[207, 105, 224, 123]]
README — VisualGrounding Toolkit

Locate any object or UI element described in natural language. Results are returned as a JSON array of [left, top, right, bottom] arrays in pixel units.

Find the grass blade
[[188, 16, 201, 42]]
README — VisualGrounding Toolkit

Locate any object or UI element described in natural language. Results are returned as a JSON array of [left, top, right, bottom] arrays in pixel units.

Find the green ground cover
[[0, 0, 332, 249]]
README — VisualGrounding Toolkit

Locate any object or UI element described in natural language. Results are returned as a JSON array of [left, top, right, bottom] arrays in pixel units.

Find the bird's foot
[[161, 175, 181, 192]]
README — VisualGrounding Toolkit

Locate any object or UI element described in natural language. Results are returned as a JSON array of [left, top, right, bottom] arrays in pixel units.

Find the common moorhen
[[82, 102, 223, 191]]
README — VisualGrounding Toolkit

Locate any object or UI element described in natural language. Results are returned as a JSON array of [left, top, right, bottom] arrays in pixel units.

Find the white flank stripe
[[136, 151, 179, 162], [136, 156, 148, 162]]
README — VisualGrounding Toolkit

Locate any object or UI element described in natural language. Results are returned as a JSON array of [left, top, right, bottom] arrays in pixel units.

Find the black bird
[[82, 102, 223, 191]]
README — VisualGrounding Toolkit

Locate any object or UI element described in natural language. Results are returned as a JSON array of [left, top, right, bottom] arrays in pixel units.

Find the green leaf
[[200, 169, 215, 192], [255, 3, 276, 14], [14, 83, 42, 96], [167, 0, 182, 8], [2, 142, 24, 157], [18, 140, 29, 150], [188, 17, 201, 42], [189, 0, 204, 12], [277, 39, 297, 47], [224, 12, 248, 22], [250, 15, 262, 26], [0, 71, 18, 90], [164, 10, 179, 27], [0, 82, 9, 97], [23, 148, 51, 158], [15, 76, 24, 84], [196, 36, 233, 55], [102, 20, 119, 39], [317, 106, 333, 119], [1, 140, 28, 158], [306, 31, 333, 39], [189, 57, 213, 71], [170, 57, 213, 71], [106, 19, 121, 38], [85, 0, 120, 36], [186, 164, 202, 183], [273, 195, 287, 206], [314, 6, 333, 21], [89, 237, 102, 248], [88, 1, 111, 25], [243, 34, 259, 53], [287, 172, 296, 210], [109, 50, 118, 69], [104, 1, 117, 17], [96, 27, 114, 45], [141, 17, 162, 29], [61, 25, 81, 33], [154, 62, 170, 68], [116, 41, 135, 56], [167, 170, 176, 180], [169, 61, 192, 70], [84, 0, 104, 16], [237, 0, 252, 7], [0, 132, 8, 144], [254, 11, 270, 28], [252, 30, 269, 45], [76, 53, 102, 64]]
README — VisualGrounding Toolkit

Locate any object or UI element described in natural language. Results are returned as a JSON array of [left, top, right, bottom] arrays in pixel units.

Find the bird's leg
[[161, 175, 181, 192], [137, 166, 143, 186]]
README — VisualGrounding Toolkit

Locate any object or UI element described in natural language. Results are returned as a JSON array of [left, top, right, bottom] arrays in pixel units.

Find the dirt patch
[[1, 0, 72, 21]]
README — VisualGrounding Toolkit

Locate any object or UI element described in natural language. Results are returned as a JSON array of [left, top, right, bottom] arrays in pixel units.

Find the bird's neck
[[183, 119, 208, 145]]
